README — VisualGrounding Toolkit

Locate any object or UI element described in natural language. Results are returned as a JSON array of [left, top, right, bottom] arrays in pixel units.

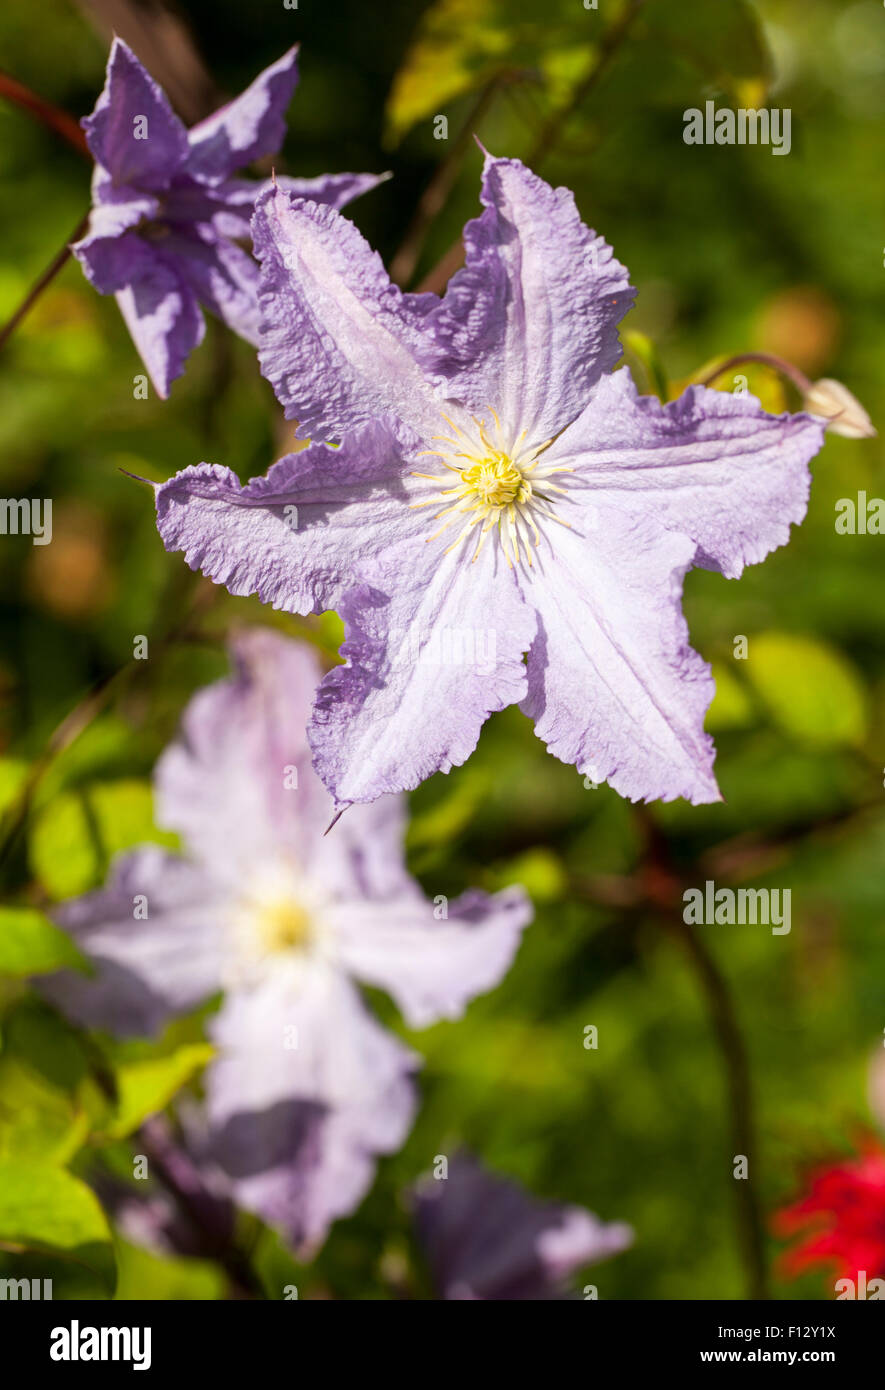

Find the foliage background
[[1, 0, 884, 1299]]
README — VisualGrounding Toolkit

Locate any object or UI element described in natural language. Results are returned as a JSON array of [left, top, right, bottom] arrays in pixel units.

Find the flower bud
[[803, 378, 876, 438]]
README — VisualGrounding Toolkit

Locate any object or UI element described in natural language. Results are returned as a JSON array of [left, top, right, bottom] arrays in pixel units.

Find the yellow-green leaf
[[29, 779, 177, 898], [0, 906, 87, 977], [101, 1043, 215, 1140], [744, 633, 869, 749], [0, 1161, 115, 1293]]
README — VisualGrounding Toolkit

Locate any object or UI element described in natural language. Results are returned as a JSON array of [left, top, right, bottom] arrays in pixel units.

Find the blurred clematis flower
[[412, 1153, 632, 1299], [73, 40, 383, 396], [154, 154, 826, 810], [774, 1141, 885, 1288], [42, 629, 530, 1254]]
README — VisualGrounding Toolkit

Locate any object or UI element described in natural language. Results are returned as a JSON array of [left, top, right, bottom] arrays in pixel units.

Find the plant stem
[[0, 70, 90, 156], [415, 0, 646, 295], [696, 352, 812, 396], [527, 0, 647, 170], [636, 808, 770, 1300], [137, 1117, 264, 1300], [0, 214, 90, 353], [390, 76, 506, 288]]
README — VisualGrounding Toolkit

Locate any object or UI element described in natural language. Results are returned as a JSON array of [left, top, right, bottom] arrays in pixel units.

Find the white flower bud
[[803, 378, 876, 439]]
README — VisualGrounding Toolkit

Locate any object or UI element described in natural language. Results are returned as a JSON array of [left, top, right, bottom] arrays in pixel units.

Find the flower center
[[412, 409, 572, 570], [256, 899, 313, 955], [460, 456, 531, 509]]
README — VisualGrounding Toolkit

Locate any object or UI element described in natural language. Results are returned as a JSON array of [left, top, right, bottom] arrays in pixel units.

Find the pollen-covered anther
[[412, 409, 572, 569]]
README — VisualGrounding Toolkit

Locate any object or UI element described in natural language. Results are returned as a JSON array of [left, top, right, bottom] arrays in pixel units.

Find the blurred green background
[[1, 0, 884, 1300]]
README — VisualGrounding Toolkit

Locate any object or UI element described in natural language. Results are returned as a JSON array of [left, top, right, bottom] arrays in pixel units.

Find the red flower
[[775, 1141, 885, 1284]]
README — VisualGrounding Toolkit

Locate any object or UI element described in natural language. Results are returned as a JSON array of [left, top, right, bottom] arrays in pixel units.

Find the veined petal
[[154, 421, 425, 615], [330, 885, 532, 1029], [84, 38, 189, 190], [186, 46, 299, 184], [551, 369, 826, 578], [519, 502, 720, 805], [206, 965, 418, 1254], [309, 536, 536, 807], [39, 849, 226, 1037], [253, 185, 444, 439], [428, 154, 634, 445], [115, 257, 205, 398]]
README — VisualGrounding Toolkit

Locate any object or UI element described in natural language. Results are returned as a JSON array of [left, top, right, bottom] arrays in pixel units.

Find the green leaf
[[0, 1003, 105, 1164], [705, 662, 754, 732], [114, 1239, 226, 1301], [643, 0, 773, 105], [29, 778, 177, 898], [743, 632, 869, 749], [0, 906, 87, 977], [0, 758, 29, 819], [101, 1043, 215, 1140], [0, 1161, 115, 1293], [385, 0, 602, 144]]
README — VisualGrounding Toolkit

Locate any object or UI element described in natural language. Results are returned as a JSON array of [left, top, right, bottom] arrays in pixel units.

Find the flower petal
[[115, 256, 205, 398], [519, 502, 719, 804], [253, 185, 444, 439], [160, 224, 262, 345], [73, 225, 155, 296], [186, 46, 299, 184], [413, 1154, 632, 1300], [206, 964, 418, 1253], [84, 38, 190, 190], [429, 154, 635, 443], [154, 420, 425, 615], [309, 536, 536, 807], [551, 369, 827, 578], [39, 849, 226, 1037], [330, 885, 531, 1028], [154, 629, 330, 887]]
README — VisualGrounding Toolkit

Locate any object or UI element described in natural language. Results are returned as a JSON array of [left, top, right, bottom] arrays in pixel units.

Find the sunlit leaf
[[29, 779, 177, 898], [0, 906, 87, 977], [743, 632, 869, 749], [0, 1161, 115, 1293], [101, 1044, 215, 1141]]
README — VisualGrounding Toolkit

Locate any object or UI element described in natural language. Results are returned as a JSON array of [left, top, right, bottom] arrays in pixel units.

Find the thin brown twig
[[390, 76, 507, 288], [0, 214, 90, 354], [527, 0, 647, 170], [0, 70, 90, 156], [416, 0, 646, 296]]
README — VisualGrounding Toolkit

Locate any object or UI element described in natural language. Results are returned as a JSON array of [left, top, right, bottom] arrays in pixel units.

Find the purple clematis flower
[[73, 39, 383, 397], [41, 629, 530, 1254], [413, 1154, 632, 1300], [153, 154, 826, 808]]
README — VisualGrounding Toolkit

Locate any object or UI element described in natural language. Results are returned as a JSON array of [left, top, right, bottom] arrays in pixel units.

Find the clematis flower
[[154, 154, 826, 808], [73, 39, 383, 396], [774, 1140, 885, 1288], [412, 1153, 632, 1299], [41, 629, 531, 1254]]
